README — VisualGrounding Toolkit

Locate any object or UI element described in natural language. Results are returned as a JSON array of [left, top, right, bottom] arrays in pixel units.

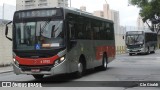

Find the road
[[1, 50, 160, 90]]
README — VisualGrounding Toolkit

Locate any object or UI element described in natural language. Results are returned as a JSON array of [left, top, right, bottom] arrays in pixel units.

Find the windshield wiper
[[135, 35, 140, 42], [40, 21, 50, 34]]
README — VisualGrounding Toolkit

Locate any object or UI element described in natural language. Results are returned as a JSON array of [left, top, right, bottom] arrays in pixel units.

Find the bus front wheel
[[75, 59, 86, 78], [151, 46, 155, 53], [129, 53, 133, 56]]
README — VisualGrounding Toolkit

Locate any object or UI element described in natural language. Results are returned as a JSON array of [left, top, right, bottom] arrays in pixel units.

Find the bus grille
[[19, 65, 53, 71], [127, 45, 142, 49]]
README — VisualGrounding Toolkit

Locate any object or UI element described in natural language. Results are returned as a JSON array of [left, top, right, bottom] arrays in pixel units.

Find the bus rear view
[[126, 31, 157, 56]]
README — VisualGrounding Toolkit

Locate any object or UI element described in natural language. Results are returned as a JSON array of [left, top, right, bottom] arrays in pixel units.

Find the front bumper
[[13, 59, 68, 75], [126, 48, 145, 53]]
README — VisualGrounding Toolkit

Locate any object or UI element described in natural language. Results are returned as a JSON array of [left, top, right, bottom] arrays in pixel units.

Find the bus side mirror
[[5, 26, 8, 36], [5, 21, 12, 41], [123, 36, 125, 39]]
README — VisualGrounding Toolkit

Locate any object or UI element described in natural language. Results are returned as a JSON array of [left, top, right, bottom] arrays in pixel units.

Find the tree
[[129, 0, 160, 34]]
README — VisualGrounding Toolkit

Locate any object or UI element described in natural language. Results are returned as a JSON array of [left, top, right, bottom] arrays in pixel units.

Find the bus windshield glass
[[126, 34, 144, 45], [14, 20, 65, 50]]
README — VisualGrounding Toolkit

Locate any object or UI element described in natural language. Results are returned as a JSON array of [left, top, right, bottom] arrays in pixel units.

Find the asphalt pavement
[[0, 50, 160, 90]]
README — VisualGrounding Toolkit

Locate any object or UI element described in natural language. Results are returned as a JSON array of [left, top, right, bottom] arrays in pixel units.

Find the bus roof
[[15, 7, 114, 24], [63, 7, 114, 23], [126, 30, 157, 34]]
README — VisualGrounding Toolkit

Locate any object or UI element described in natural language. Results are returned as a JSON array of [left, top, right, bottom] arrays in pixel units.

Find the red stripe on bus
[[96, 46, 115, 60], [15, 55, 59, 65]]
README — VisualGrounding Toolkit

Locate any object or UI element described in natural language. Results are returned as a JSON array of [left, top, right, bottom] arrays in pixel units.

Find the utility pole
[[2, 3, 4, 20], [63, 0, 65, 8], [70, 0, 71, 7]]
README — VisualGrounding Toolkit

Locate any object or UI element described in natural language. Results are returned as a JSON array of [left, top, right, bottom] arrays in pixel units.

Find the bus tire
[[151, 46, 155, 53], [101, 54, 108, 71], [146, 47, 150, 55], [33, 75, 44, 79], [152, 51, 155, 53], [75, 58, 86, 78], [129, 53, 133, 56]]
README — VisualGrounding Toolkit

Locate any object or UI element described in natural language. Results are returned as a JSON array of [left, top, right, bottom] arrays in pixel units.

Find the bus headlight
[[13, 58, 16, 62], [13, 58, 19, 66], [13, 52, 19, 66], [60, 56, 65, 61], [54, 56, 65, 67]]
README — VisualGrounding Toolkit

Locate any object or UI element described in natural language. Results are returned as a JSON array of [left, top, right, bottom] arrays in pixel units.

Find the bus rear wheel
[[151, 46, 155, 53], [33, 75, 44, 79], [100, 54, 108, 70], [146, 47, 150, 55]]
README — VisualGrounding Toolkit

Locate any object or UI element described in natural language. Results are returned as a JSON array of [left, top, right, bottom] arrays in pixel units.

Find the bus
[[126, 30, 157, 56], [5, 7, 115, 79]]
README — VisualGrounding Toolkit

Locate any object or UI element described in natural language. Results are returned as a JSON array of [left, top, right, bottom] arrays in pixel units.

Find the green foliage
[[129, 0, 160, 33]]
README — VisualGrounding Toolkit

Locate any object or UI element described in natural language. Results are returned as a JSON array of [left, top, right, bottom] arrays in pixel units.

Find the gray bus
[[126, 30, 157, 56], [5, 7, 115, 79]]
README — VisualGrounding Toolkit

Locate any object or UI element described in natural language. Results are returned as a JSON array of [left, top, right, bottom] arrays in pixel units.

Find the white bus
[[5, 7, 116, 79], [126, 30, 157, 56]]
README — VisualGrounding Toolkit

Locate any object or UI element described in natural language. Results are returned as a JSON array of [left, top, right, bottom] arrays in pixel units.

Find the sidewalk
[[0, 65, 13, 74]]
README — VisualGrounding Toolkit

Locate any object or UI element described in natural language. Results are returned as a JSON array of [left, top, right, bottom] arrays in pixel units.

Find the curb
[[0, 70, 13, 74], [0, 65, 13, 74]]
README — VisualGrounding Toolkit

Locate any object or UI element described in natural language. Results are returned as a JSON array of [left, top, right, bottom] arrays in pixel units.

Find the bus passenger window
[[69, 23, 75, 40]]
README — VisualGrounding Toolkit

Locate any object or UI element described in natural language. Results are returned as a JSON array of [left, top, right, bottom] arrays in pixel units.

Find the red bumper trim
[[15, 55, 59, 65]]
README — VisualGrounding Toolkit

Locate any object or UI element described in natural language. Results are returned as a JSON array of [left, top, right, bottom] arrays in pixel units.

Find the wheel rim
[[78, 62, 83, 73], [103, 58, 107, 68]]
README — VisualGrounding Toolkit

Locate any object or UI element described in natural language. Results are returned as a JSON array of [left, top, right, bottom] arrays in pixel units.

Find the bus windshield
[[14, 20, 65, 50], [126, 34, 144, 45]]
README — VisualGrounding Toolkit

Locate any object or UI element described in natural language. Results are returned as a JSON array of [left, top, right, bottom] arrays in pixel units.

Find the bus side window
[[69, 23, 75, 40]]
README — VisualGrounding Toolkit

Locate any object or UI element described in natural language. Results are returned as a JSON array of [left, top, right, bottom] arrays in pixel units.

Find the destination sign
[[127, 31, 143, 35], [15, 9, 58, 19]]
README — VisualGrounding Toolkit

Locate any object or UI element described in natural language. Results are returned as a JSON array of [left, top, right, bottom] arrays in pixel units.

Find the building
[[0, 6, 2, 19], [110, 10, 120, 34], [80, 6, 86, 11], [0, 19, 10, 24], [16, 0, 68, 10], [103, 4, 111, 20], [0, 19, 12, 65], [137, 15, 147, 30], [115, 26, 126, 51], [93, 10, 104, 18], [0, 4, 16, 20]]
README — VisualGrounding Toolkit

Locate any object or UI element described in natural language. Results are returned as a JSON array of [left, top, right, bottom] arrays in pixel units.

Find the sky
[[0, 0, 16, 20], [0, 0, 140, 26], [71, 0, 140, 26]]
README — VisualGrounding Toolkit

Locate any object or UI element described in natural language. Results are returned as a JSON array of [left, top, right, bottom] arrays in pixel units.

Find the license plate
[[31, 69, 40, 72], [132, 50, 137, 52]]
